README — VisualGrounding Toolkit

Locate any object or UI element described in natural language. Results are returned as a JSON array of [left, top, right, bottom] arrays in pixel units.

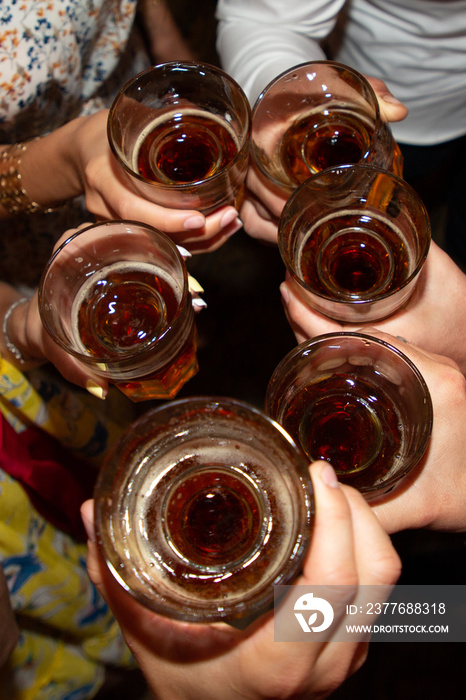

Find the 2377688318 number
[[348, 602, 447, 615]]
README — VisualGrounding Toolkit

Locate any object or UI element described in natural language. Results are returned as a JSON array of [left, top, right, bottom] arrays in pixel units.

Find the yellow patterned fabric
[[0, 355, 126, 466], [0, 470, 135, 699]]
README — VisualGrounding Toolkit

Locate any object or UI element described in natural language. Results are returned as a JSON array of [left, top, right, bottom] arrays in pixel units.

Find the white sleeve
[[216, 0, 346, 104]]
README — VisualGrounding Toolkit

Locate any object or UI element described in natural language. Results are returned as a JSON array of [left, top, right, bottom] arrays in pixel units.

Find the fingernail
[[188, 274, 204, 294], [85, 380, 106, 400], [382, 93, 402, 105], [176, 244, 192, 259], [184, 214, 206, 230], [220, 209, 239, 229], [80, 507, 96, 543], [225, 218, 242, 236], [192, 297, 208, 310], [280, 282, 289, 304], [321, 462, 339, 488]]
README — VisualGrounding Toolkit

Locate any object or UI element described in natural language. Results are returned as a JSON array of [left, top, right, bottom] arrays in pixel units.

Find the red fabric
[[0, 414, 97, 541]]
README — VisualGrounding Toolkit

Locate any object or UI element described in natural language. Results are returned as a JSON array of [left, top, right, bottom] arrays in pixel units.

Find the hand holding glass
[[94, 397, 313, 623], [38, 220, 198, 402], [266, 332, 432, 500], [108, 61, 251, 214], [251, 60, 403, 196], [279, 164, 430, 323]]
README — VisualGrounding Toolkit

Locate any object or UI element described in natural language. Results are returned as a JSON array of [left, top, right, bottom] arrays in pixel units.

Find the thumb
[[43, 335, 108, 399], [365, 76, 409, 123]]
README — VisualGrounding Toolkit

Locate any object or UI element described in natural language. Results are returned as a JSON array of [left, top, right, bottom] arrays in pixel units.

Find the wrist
[[7, 117, 91, 213], [2, 297, 44, 369], [0, 141, 57, 217]]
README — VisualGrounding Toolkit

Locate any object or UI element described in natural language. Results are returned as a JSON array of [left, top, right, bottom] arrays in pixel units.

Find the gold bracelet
[[0, 140, 54, 215]]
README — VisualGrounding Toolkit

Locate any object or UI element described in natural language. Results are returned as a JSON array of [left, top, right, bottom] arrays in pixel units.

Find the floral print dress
[[0, 0, 149, 287], [0, 0, 138, 140]]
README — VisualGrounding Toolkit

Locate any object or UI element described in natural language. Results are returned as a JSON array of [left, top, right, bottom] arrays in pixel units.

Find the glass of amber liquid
[[94, 397, 313, 623], [107, 61, 251, 214], [251, 60, 403, 196], [38, 220, 198, 402], [266, 332, 433, 500], [279, 164, 431, 323]]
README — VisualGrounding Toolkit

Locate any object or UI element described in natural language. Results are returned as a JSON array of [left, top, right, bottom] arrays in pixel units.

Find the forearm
[[0, 284, 45, 371], [0, 116, 91, 220], [137, 0, 195, 62], [216, 0, 345, 102]]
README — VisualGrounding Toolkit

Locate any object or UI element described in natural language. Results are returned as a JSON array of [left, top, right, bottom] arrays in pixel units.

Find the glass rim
[[95, 395, 313, 622], [265, 331, 433, 496], [38, 219, 190, 364], [107, 60, 252, 192], [251, 60, 385, 191], [278, 163, 431, 305], [104, 394, 311, 459]]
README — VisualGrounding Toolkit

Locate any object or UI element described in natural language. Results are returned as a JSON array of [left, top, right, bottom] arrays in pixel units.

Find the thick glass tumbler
[[279, 164, 431, 323], [251, 60, 403, 196], [108, 61, 251, 214], [94, 397, 313, 623], [39, 220, 198, 401], [266, 333, 433, 500]]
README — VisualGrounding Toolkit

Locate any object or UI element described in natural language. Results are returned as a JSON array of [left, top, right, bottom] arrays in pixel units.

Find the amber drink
[[94, 397, 313, 622], [136, 110, 238, 185], [39, 221, 198, 402], [251, 60, 402, 196], [108, 61, 251, 214], [266, 333, 432, 499], [279, 164, 430, 323]]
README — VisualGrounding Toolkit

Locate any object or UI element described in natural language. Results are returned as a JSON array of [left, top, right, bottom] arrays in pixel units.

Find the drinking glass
[[38, 220, 198, 402], [108, 61, 251, 214], [265, 332, 433, 500], [94, 396, 313, 623], [279, 164, 431, 323], [251, 60, 403, 196]]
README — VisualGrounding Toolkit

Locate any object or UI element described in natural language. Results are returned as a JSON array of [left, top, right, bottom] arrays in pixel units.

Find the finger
[[95, 155, 243, 244], [279, 279, 342, 341], [52, 223, 95, 252], [244, 462, 362, 691], [111, 191, 241, 252], [239, 198, 279, 244], [300, 462, 357, 587], [80, 499, 95, 541], [181, 219, 242, 253], [341, 485, 401, 585], [174, 206, 243, 253], [86, 159, 209, 234], [245, 163, 288, 220], [181, 206, 240, 241], [359, 327, 460, 370], [42, 334, 108, 399], [80, 499, 103, 589], [90, 187, 207, 234], [370, 486, 424, 534], [365, 77, 409, 123], [311, 485, 400, 688]]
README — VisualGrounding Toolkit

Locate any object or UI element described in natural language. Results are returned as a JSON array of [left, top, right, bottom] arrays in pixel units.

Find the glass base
[[116, 360, 198, 401], [116, 339, 198, 401]]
